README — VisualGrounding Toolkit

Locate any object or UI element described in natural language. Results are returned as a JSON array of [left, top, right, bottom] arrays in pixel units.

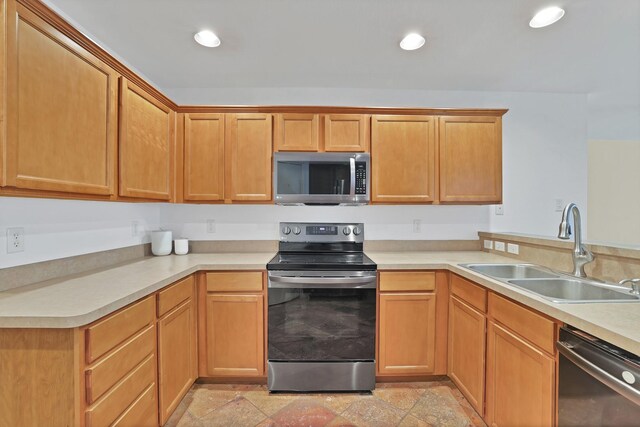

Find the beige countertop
[[1, 250, 638, 355]]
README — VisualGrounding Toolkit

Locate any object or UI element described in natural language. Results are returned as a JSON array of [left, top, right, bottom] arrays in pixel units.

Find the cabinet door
[[371, 115, 437, 203], [448, 295, 486, 415], [183, 113, 225, 201], [324, 114, 369, 152], [378, 293, 436, 375], [119, 78, 175, 200], [225, 114, 273, 201], [205, 294, 265, 376], [439, 116, 502, 203], [158, 299, 197, 425], [4, 3, 117, 195], [486, 321, 555, 427], [275, 113, 319, 151]]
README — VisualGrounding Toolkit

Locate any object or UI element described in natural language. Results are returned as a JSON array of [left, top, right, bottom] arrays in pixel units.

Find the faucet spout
[[557, 203, 594, 278]]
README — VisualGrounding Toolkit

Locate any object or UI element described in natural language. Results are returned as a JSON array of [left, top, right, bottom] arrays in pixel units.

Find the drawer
[[86, 296, 154, 363], [85, 354, 156, 427], [158, 275, 194, 317], [86, 325, 156, 404], [488, 293, 556, 354], [451, 274, 487, 312], [206, 271, 263, 292], [112, 383, 158, 427], [379, 271, 436, 292]]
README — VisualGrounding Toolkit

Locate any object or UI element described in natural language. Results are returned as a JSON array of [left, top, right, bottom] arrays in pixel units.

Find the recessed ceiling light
[[529, 6, 565, 28], [400, 33, 425, 51], [194, 30, 221, 48]]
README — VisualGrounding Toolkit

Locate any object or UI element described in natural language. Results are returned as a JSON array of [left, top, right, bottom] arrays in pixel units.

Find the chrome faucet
[[619, 278, 640, 295], [557, 203, 594, 278]]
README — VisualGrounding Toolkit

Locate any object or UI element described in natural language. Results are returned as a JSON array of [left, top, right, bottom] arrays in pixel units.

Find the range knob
[[281, 226, 291, 235], [342, 226, 351, 235], [353, 226, 362, 236], [292, 226, 301, 235]]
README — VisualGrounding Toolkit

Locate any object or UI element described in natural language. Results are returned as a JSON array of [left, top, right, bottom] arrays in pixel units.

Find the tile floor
[[165, 380, 486, 427]]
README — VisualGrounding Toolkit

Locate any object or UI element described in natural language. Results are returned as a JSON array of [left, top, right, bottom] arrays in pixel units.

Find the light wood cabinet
[[324, 114, 369, 152], [3, 2, 118, 196], [371, 115, 437, 203], [225, 114, 273, 201], [119, 77, 175, 200], [485, 321, 555, 427], [157, 277, 197, 425], [448, 295, 486, 415], [438, 116, 502, 203], [275, 113, 319, 151], [183, 113, 225, 201]]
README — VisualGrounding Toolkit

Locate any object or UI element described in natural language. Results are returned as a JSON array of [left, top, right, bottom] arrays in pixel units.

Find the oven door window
[[268, 287, 375, 361]]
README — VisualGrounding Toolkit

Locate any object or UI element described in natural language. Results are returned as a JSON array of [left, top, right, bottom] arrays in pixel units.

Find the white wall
[[0, 198, 160, 268]]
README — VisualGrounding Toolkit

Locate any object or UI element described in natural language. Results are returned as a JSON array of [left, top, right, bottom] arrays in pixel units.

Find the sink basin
[[463, 264, 559, 279], [508, 279, 640, 303]]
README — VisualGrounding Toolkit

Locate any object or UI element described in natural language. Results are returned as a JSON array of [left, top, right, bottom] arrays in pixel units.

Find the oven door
[[267, 271, 376, 362]]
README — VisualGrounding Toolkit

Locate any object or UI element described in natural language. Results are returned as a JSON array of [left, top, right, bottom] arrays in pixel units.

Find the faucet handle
[[619, 278, 640, 295]]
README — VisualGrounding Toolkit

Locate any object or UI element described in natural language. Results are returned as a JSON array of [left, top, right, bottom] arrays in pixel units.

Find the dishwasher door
[[557, 327, 640, 426]]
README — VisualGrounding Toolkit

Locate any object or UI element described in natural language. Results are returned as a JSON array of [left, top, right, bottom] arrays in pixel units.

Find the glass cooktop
[[267, 252, 377, 271]]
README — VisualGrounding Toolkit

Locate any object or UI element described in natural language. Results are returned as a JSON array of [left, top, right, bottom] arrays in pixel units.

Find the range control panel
[[279, 222, 364, 243]]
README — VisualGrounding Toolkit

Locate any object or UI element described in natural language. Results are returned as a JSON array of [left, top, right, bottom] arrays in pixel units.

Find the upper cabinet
[[275, 114, 319, 151], [2, 2, 118, 197], [183, 113, 225, 202], [225, 114, 273, 202], [371, 115, 437, 203], [119, 78, 175, 201], [439, 116, 502, 203], [324, 114, 369, 152]]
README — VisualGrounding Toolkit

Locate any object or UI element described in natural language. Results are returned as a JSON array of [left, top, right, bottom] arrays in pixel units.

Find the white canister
[[174, 238, 189, 255], [151, 230, 172, 256]]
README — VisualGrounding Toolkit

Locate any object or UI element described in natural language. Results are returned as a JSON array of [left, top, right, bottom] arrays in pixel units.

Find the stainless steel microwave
[[273, 152, 370, 205]]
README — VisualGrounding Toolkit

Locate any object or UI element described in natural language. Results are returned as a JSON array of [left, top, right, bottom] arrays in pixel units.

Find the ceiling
[[44, 0, 639, 102]]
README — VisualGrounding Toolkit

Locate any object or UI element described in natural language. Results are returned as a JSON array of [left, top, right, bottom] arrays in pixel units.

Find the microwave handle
[[350, 157, 356, 195]]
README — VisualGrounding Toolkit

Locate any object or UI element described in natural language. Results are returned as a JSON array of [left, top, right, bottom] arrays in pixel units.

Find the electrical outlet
[[484, 240, 494, 250], [413, 219, 421, 233], [494, 241, 506, 252], [7, 227, 25, 253], [131, 221, 140, 237], [495, 205, 504, 215], [507, 243, 520, 254], [206, 219, 216, 233], [555, 198, 564, 212]]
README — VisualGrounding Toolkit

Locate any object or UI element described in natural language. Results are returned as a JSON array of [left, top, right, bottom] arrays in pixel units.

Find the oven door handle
[[557, 340, 640, 405], [268, 275, 376, 289]]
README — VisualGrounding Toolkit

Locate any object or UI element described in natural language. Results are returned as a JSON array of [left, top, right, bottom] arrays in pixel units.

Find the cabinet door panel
[[486, 321, 555, 427], [5, 4, 117, 195], [378, 293, 436, 375], [225, 114, 272, 201], [275, 113, 319, 151], [371, 115, 436, 203], [439, 116, 502, 203], [119, 78, 174, 200], [205, 294, 265, 376], [448, 296, 486, 415], [324, 114, 369, 152], [183, 113, 225, 201]]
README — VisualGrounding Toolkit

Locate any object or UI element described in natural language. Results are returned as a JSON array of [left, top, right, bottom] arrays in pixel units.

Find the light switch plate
[[507, 243, 520, 254], [484, 240, 494, 250], [495, 205, 504, 215], [494, 241, 506, 252]]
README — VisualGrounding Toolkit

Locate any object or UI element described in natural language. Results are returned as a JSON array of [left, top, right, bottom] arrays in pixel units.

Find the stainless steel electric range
[[266, 222, 377, 392]]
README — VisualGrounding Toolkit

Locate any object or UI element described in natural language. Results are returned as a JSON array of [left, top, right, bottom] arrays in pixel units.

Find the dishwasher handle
[[557, 340, 640, 405], [268, 275, 376, 289]]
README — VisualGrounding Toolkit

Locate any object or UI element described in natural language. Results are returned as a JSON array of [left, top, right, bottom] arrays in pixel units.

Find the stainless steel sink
[[463, 263, 559, 279], [507, 279, 640, 303]]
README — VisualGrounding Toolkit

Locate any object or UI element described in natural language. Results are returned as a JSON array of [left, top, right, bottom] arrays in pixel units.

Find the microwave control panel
[[355, 162, 367, 195]]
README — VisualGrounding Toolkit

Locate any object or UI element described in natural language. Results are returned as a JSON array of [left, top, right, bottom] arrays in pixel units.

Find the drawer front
[[379, 271, 436, 292], [86, 296, 155, 363], [488, 293, 556, 354], [85, 354, 156, 427], [86, 325, 155, 404], [158, 275, 194, 317], [451, 274, 487, 312], [206, 271, 263, 292], [112, 383, 158, 427]]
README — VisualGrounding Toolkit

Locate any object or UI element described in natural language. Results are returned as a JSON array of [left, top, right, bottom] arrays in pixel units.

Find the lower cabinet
[[200, 271, 266, 378]]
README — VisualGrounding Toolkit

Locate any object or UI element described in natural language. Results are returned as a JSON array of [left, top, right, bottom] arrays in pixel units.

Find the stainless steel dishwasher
[[557, 326, 640, 426]]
